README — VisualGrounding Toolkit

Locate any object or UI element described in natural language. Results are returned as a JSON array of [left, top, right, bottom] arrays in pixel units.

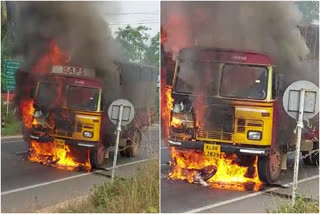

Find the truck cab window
[[66, 86, 99, 111]]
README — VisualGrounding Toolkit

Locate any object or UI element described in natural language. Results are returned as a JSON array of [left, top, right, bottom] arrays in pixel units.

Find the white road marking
[[184, 175, 320, 213], [15, 151, 28, 154], [1, 158, 157, 196], [104, 157, 157, 170], [1, 135, 23, 140], [1, 140, 24, 144]]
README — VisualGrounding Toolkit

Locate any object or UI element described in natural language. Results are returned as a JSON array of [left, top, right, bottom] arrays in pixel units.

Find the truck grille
[[196, 105, 234, 142], [197, 128, 232, 141], [236, 119, 263, 133], [53, 111, 76, 138], [237, 119, 246, 133], [55, 130, 73, 137], [76, 123, 94, 133]]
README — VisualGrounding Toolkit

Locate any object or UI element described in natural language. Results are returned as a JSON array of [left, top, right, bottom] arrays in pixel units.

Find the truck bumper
[[168, 139, 269, 156], [30, 135, 99, 148]]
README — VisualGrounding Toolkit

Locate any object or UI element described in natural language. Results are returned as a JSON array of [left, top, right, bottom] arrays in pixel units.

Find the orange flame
[[31, 40, 70, 75], [161, 87, 174, 142], [169, 147, 263, 191], [166, 87, 174, 112], [29, 140, 91, 171], [20, 99, 35, 129], [162, 10, 192, 54], [171, 117, 183, 128]]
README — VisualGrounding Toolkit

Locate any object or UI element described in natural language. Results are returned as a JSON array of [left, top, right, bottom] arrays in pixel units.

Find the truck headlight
[[247, 131, 262, 141], [83, 131, 93, 138]]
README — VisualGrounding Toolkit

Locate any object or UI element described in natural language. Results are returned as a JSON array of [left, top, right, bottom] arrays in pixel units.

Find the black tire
[[90, 144, 107, 168], [302, 142, 319, 166], [120, 130, 142, 157], [258, 147, 282, 184], [199, 165, 217, 181]]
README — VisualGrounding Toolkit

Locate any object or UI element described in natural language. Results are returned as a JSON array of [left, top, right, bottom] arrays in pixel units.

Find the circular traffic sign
[[107, 99, 135, 126], [283, 80, 319, 120]]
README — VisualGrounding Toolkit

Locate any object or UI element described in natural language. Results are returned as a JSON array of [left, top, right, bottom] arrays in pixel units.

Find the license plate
[[54, 139, 65, 149], [204, 143, 221, 158]]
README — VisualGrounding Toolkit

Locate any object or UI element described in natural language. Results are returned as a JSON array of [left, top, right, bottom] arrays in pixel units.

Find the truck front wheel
[[120, 130, 142, 157], [90, 144, 107, 168], [257, 147, 282, 184]]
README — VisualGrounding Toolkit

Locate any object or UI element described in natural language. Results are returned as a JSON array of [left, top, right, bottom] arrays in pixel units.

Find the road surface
[[1, 124, 159, 213], [161, 141, 319, 213]]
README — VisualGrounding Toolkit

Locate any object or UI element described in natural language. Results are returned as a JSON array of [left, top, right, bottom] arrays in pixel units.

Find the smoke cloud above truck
[[161, 1, 317, 88], [10, 1, 120, 109]]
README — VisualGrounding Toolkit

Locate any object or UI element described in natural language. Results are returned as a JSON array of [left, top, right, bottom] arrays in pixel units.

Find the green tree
[[144, 32, 160, 67], [115, 25, 150, 63], [1, 1, 8, 40], [296, 1, 319, 24], [1, 1, 11, 90]]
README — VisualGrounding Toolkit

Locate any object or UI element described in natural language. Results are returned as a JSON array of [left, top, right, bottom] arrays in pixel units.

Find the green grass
[[1, 111, 22, 136], [57, 159, 159, 213], [1, 121, 22, 136], [268, 195, 319, 213]]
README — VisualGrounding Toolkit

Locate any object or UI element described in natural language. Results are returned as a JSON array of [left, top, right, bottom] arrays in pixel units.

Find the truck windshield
[[66, 86, 99, 111], [175, 61, 219, 95], [220, 64, 268, 100], [35, 82, 59, 107]]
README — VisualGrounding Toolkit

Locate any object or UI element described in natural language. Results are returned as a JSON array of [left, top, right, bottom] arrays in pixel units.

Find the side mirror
[[30, 88, 35, 99]]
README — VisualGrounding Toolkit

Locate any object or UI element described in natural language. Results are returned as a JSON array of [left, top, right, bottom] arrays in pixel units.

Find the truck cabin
[[33, 66, 103, 112], [169, 48, 280, 149]]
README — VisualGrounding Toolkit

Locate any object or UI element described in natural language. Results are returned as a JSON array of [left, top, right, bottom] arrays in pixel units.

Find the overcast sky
[[102, 1, 160, 38]]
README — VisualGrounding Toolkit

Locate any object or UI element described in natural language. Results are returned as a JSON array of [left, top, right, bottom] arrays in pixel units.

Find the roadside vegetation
[[1, 101, 22, 136], [267, 195, 319, 213], [57, 159, 159, 213]]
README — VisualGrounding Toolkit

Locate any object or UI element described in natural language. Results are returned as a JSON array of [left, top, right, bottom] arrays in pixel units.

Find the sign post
[[112, 104, 124, 182], [282, 80, 319, 206], [108, 99, 135, 182], [6, 90, 9, 115], [292, 89, 305, 206]]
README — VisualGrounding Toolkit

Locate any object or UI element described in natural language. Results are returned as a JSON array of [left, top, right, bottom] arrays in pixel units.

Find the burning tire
[[90, 143, 107, 168], [257, 147, 282, 184], [302, 142, 319, 166], [120, 130, 142, 157], [198, 165, 217, 181]]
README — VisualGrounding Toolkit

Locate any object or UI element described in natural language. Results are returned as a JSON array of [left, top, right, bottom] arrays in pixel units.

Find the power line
[[109, 22, 159, 26], [111, 19, 159, 22], [104, 12, 159, 15], [109, 20, 159, 25]]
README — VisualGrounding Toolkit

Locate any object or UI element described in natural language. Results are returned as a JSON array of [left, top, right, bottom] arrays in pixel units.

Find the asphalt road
[[1, 124, 159, 213], [161, 142, 319, 213]]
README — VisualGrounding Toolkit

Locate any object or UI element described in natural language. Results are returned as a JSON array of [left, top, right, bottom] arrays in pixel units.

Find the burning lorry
[[23, 63, 158, 170], [166, 48, 319, 185]]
